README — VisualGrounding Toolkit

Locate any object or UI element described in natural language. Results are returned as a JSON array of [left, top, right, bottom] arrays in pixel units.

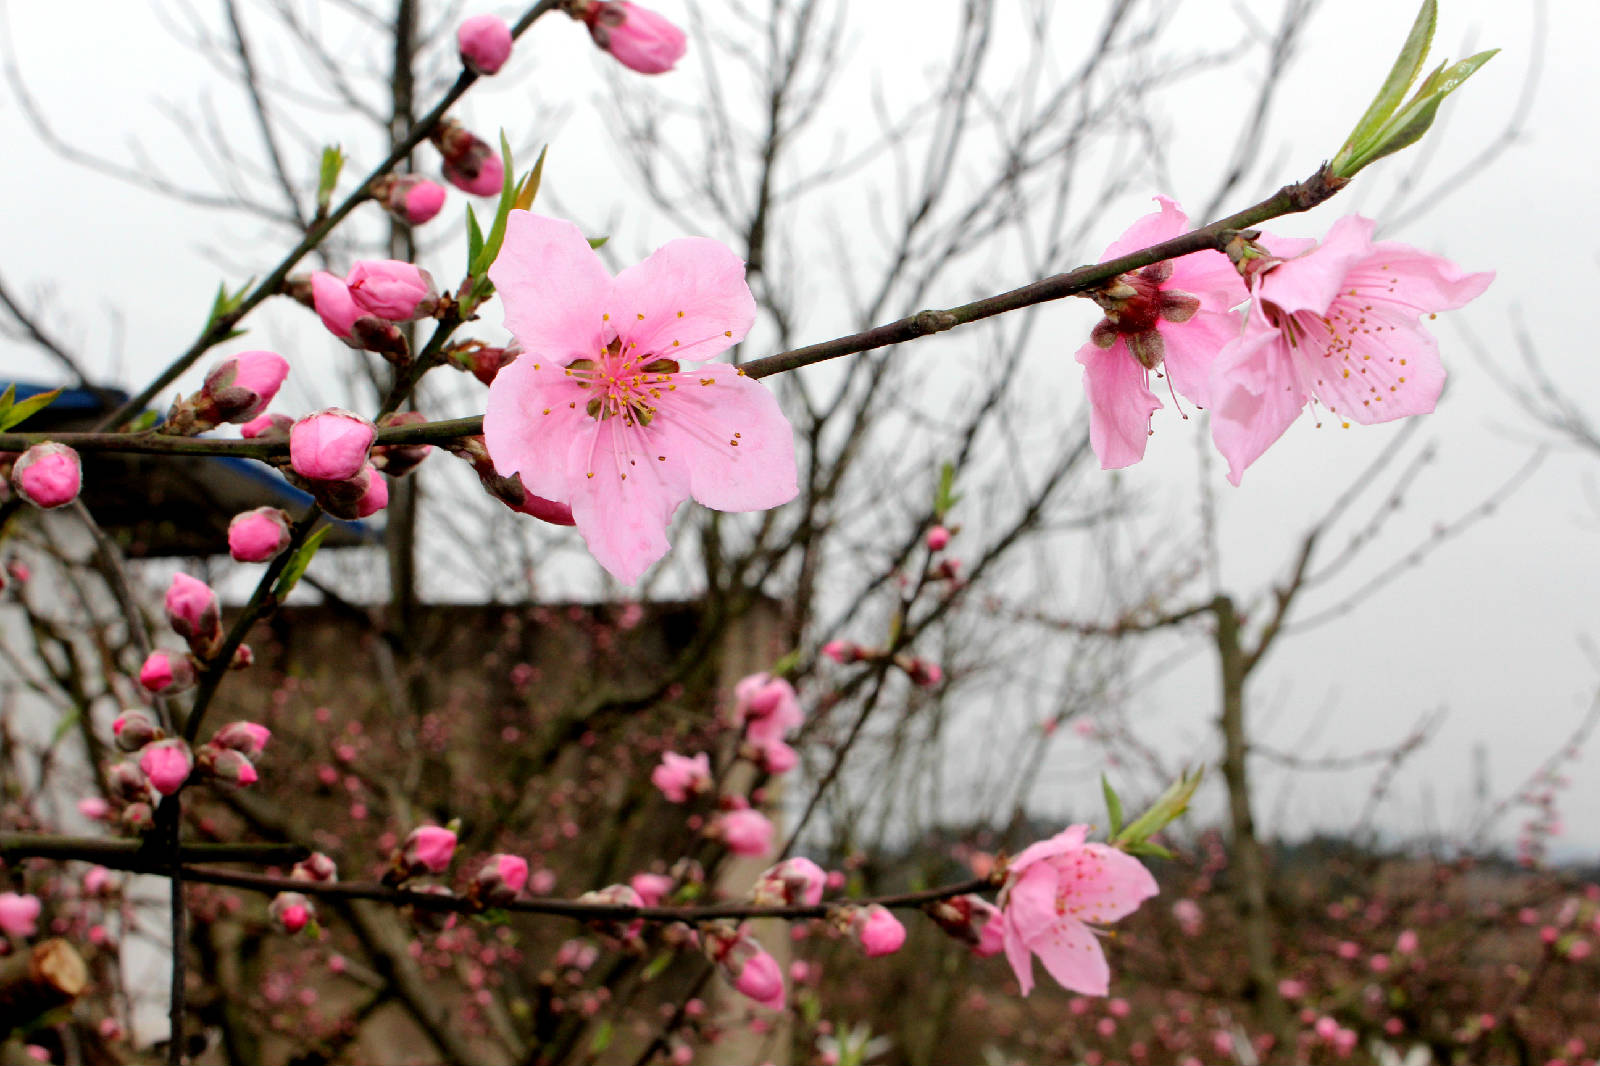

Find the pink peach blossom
[[716, 808, 774, 857], [734, 673, 803, 749], [347, 260, 437, 322], [651, 750, 712, 802], [228, 507, 292, 562], [139, 738, 194, 795], [483, 213, 797, 584], [240, 412, 291, 439], [290, 408, 375, 482], [13, 442, 81, 509], [926, 525, 951, 551], [999, 824, 1158, 995], [311, 271, 364, 342], [1076, 197, 1246, 469], [854, 904, 906, 957], [0, 892, 41, 937], [1210, 215, 1492, 484], [630, 872, 675, 906], [584, 2, 686, 74], [206, 747, 258, 786], [402, 825, 457, 874], [710, 927, 785, 1009], [269, 891, 313, 934], [458, 14, 513, 74]]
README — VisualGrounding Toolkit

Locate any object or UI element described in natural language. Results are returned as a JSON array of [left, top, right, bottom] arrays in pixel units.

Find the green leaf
[[316, 145, 345, 214], [127, 410, 161, 433], [205, 278, 255, 333], [1102, 775, 1125, 838], [513, 144, 548, 212], [466, 206, 485, 272], [1121, 840, 1174, 860], [49, 709, 81, 746], [469, 132, 519, 278], [770, 647, 802, 677], [587, 235, 609, 250], [0, 383, 16, 416], [1113, 766, 1203, 848], [934, 460, 961, 517], [1334, 0, 1436, 168], [589, 1021, 615, 1055], [271, 524, 329, 602], [0, 388, 62, 431], [641, 950, 674, 981], [1342, 49, 1499, 175]]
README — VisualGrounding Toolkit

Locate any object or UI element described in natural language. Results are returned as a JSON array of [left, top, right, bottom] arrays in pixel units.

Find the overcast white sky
[[2, 0, 1598, 856]]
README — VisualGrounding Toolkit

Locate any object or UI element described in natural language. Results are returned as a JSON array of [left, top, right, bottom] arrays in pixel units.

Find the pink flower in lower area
[[290, 408, 376, 482], [1077, 196, 1247, 469], [139, 739, 194, 796], [651, 750, 712, 802], [852, 904, 907, 957], [0, 892, 41, 937], [13, 442, 82, 509], [584, 2, 686, 74], [402, 825, 457, 874], [752, 857, 827, 907], [458, 14, 514, 74], [483, 212, 797, 585], [228, 507, 292, 562], [716, 808, 774, 857], [1210, 215, 1493, 484], [998, 824, 1158, 996]]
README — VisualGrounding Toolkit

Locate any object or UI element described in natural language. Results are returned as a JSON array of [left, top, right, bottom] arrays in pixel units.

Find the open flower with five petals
[[1076, 196, 1247, 469], [485, 213, 798, 583]]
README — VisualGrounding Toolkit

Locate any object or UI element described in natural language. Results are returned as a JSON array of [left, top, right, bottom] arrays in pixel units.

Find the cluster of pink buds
[[575, 1, 686, 75], [371, 173, 448, 226], [195, 720, 271, 786], [286, 408, 387, 519], [298, 260, 436, 361], [705, 922, 784, 1009], [430, 119, 504, 198], [8, 442, 82, 510], [730, 672, 803, 774], [820, 640, 943, 686], [165, 350, 289, 434]]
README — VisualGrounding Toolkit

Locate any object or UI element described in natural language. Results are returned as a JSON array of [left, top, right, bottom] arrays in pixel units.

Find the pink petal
[[1056, 843, 1161, 925], [1167, 251, 1248, 314], [490, 213, 614, 365], [1077, 339, 1160, 470], [1256, 215, 1374, 316], [1292, 304, 1444, 425], [1159, 309, 1238, 410], [651, 364, 798, 511], [564, 417, 691, 584], [483, 357, 593, 502], [1003, 912, 1038, 996], [1010, 824, 1090, 879], [611, 238, 757, 363], [1100, 196, 1187, 262], [1351, 242, 1494, 315], [1209, 324, 1308, 485], [1029, 916, 1112, 996]]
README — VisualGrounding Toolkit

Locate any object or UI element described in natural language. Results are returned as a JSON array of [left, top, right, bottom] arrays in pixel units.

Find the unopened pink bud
[[715, 809, 774, 858], [475, 853, 530, 905], [13, 442, 81, 509], [290, 408, 375, 482], [907, 658, 942, 687], [82, 866, 111, 895], [121, 801, 155, 831], [0, 891, 41, 937], [584, 1, 686, 75], [200, 350, 289, 424], [292, 852, 339, 883], [228, 507, 292, 562], [269, 891, 313, 934], [382, 174, 447, 225], [206, 746, 258, 786], [165, 572, 220, 652], [139, 738, 193, 795], [630, 872, 674, 907], [402, 825, 457, 874], [107, 761, 150, 803], [353, 465, 389, 517], [926, 525, 951, 551], [820, 640, 858, 664], [853, 903, 906, 957], [212, 720, 271, 758], [140, 649, 197, 693], [240, 412, 293, 439], [311, 271, 364, 342], [458, 14, 514, 75], [77, 796, 111, 820], [443, 150, 504, 197], [346, 260, 437, 322], [752, 857, 827, 907], [112, 709, 162, 752]]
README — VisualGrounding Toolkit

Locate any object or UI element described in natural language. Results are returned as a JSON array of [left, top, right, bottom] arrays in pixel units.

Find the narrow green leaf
[[589, 1021, 615, 1055], [771, 647, 803, 677], [587, 235, 609, 250], [1335, 0, 1437, 166], [469, 132, 518, 277], [641, 951, 673, 981], [0, 388, 62, 431], [1114, 766, 1203, 847], [1341, 49, 1499, 176], [1102, 775, 1125, 838], [271, 524, 329, 601], [466, 206, 485, 272], [316, 145, 346, 213], [127, 410, 161, 433], [513, 144, 548, 212], [1122, 840, 1175, 860]]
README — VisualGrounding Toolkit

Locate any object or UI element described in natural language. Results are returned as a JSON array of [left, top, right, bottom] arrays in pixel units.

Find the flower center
[[565, 337, 679, 428]]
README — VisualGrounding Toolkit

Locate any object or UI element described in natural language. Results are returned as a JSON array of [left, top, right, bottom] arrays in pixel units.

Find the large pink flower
[[1210, 215, 1493, 484], [999, 824, 1158, 996], [1076, 197, 1246, 469], [485, 213, 798, 584]]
